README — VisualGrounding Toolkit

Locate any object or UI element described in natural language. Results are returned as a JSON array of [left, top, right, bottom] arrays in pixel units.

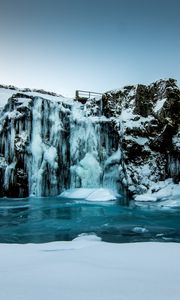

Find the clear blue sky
[[0, 0, 179, 97]]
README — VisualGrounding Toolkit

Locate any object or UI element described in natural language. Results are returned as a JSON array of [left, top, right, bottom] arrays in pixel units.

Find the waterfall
[[0, 95, 121, 197], [28, 97, 70, 196], [69, 103, 120, 191]]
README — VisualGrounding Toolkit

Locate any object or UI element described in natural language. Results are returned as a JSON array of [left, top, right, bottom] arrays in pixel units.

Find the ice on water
[[60, 187, 117, 201]]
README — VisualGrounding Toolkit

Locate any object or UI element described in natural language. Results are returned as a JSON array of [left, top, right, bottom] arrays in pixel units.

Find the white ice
[[60, 188, 117, 201], [0, 236, 180, 300], [71, 153, 102, 188]]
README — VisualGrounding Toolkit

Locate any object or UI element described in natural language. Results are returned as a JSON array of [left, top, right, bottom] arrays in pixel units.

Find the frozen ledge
[[134, 179, 180, 206], [59, 188, 117, 201]]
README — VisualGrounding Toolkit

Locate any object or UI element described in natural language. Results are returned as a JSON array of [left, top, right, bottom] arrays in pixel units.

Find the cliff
[[0, 79, 179, 198]]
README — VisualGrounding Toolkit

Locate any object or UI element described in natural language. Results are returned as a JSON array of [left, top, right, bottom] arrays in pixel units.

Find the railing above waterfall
[[75, 90, 102, 103], [75, 90, 103, 115]]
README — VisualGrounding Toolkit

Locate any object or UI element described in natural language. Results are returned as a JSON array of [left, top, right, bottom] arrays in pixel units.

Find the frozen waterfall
[[0, 95, 121, 197]]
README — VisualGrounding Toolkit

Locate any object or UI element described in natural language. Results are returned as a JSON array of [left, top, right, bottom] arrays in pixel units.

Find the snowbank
[[60, 188, 117, 201], [134, 179, 180, 204], [0, 236, 180, 300]]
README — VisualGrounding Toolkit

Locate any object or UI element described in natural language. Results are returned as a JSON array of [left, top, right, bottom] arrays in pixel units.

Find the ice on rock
[[71, 153, 102, 188], [4, 162, 16, 190], [44, 146, 58, 168], [104, 149, 121, 167], [69, 103, 120, 193]]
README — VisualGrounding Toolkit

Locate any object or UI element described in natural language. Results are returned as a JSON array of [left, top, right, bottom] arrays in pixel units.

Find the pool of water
[[0, 197, 180, 243]]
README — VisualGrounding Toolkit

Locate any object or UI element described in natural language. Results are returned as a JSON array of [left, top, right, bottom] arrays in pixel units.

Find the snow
[[0, 88, 16, 107], [154, 98, 166, 112], [60, 188, 117, 201], [26, 91, 74, 105], [0, 237, 180, 300], [104, 149, 121, 166], [0, 86, 73, 109], [124, 135, 149, 146], [134, 179, 180, 203], [16, 97, 31, 107], [134, 194, 158, 202], [119, 107, 154, 131]]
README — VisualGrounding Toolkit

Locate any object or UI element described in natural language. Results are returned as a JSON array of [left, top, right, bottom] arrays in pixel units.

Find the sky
[[0, 0, 180, 97]]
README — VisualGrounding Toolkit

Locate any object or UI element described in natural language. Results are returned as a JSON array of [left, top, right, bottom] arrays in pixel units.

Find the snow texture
[[60, 188, 117, 201], [0, 237, 180, 300], [134, 179, 180, 202]]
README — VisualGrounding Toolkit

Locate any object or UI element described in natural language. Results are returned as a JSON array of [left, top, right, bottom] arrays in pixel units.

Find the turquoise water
[[0, 197, 180, 243]]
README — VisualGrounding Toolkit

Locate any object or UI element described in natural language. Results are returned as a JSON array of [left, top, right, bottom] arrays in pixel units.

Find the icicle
[[29, 97, 43, 196], [4, 162, 16, 190]]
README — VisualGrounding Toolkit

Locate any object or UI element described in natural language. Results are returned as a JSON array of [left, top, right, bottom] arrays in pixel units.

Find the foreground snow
[[0, 236, 180, 300], [60, 188, 117, 201]]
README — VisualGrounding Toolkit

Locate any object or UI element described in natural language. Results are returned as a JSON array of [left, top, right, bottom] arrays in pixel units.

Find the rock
[[103, 78, 180, 196]]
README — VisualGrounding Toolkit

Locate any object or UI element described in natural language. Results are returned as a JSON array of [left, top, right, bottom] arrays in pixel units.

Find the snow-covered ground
[[134, 179, 180, 205], [0, 235, 180, 300]]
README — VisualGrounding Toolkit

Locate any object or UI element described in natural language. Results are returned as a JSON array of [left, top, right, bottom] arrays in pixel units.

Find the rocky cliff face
[[103, 78, 180, 195], [0, 79, 179, 198]]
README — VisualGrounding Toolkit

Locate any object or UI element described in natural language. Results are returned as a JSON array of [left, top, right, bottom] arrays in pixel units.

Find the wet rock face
[[0, 79, 179, 198]]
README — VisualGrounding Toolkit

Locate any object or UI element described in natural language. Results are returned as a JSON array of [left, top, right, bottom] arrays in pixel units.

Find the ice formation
[[0, 86, 120, 197], [0, 79, 179, 199]]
